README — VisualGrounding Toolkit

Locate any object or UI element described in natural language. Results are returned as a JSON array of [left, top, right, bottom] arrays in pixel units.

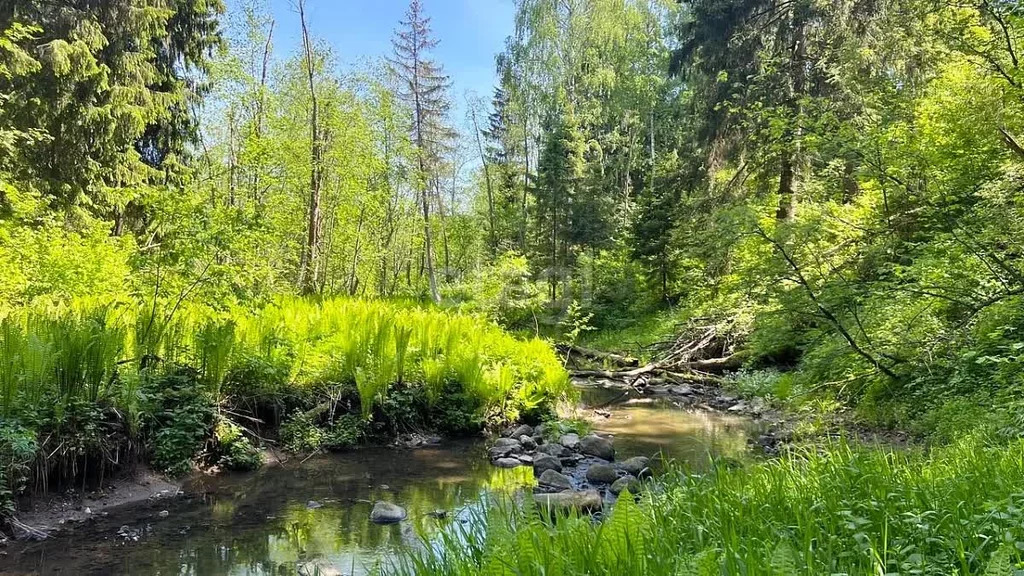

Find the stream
[[1, 386, 761, 575]]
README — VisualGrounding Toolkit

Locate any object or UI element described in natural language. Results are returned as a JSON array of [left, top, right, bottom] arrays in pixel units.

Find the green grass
[[397, 436, 1024, 575]]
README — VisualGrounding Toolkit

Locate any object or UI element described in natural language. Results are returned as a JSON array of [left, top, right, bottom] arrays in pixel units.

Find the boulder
[[537, 443, 570, 458], [609, 475, 641, 496], [516, 454, 534, 464], [533, 454, 563, 475], [619, 456, 650, 476], [370, 501, 407, 524], [493, 437, 523, 449], [533, 422, 550, 438], [537, 469, 573, 491], [580, 434, 615, 461], [559, 433, 581, 450], [489, 446, 515, 460], [519, 435, 538, 451], [493, 457, 523, 468], [585, 462, 619, 484], [534, 490, 603, 514], [508, 424, 534, 439]]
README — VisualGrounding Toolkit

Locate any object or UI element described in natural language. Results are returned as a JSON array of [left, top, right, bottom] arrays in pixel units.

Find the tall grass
[[398, 436, 1024, 575]]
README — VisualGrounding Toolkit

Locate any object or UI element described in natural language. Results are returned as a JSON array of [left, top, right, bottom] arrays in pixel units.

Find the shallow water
[[2, 388, 760, 575]]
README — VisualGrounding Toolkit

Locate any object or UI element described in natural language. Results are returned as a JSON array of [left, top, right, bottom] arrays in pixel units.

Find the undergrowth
[[0, 297, 572, 512], [398, 436, 1024, 575]]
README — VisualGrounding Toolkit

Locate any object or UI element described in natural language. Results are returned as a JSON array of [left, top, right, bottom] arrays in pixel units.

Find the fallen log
[[557, 343, 639, 367], [569, 353, 741, 380]]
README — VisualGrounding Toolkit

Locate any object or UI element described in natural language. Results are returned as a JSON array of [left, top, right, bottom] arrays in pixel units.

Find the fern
[[984, 544, 1013, 576]]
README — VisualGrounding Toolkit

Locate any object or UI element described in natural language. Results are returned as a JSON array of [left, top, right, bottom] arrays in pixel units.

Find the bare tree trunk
[[471, 106, 497, 254], [776, 12, 806, 221], [298, 0, 323, 295], [521, 123, 530, 253], [348, 201, 366, 295], [253, 19, 274, 206]]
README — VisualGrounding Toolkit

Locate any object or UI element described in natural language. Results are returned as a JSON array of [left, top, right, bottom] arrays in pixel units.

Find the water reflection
[[3, 443, 532, 576], [3, 390, 758, 575], [576, 386, 760, 467]]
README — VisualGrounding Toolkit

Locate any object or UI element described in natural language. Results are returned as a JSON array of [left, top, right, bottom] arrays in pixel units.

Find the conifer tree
[[389, 0, 454, 303]]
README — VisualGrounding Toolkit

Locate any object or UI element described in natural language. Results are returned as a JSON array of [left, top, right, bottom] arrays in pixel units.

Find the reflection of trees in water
[[128, 450, 534, 574]]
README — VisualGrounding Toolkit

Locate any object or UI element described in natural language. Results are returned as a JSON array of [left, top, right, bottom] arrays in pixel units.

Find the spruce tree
[[389, 0, 454, 303]]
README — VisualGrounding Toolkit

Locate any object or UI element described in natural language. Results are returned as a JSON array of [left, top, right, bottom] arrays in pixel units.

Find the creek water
[[2, 386, 760, 575]]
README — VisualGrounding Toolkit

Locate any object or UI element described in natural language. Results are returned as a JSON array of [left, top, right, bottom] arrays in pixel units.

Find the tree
[[389, 0, 454, 303], [297, 0, 324, 295], [0, 0, 224, 219]]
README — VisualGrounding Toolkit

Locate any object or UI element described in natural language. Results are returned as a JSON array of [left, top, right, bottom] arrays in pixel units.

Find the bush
[[213, 417, 262, 471], [0, 423, 36, 515], [143, 367, 215, 476]]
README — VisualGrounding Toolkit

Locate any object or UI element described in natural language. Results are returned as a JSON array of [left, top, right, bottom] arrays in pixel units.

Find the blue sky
[[252, 0, 515, 113]]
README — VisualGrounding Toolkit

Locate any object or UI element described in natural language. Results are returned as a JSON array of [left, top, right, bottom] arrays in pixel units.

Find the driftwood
[[568, 319, 741, 387], [557, 343, 639, 367]]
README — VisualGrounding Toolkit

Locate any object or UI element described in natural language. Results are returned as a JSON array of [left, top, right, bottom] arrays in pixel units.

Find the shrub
[[143, 367, 214, 476], [213, 417, 262, 471]]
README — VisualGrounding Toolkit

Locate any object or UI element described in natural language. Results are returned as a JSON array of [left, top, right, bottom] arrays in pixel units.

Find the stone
[[533, 423, 549, 438], [493, 457, 523, 468], [158, 510, 170, 518], [579, 434, 615, 461], [537, 443, 570, 458], [534, 490, 603, 515], [516, 454, 534, 464], [533, 454, 563, 475], [728, 401, 747, 412], [370, 501, 407, 524], [493, 437, 523, 449], [508, 424, 534, 439], [519, 435, 537, 451], [306, 500, 323, 509], [671, 385, 694, 396], [537, 469, 573, 491], [750, 397, 768, 414], [619, 456, 650, 476], [610, 475, 641, 496], [637, 467, 653, 480], [585, 462, 619, 484], [489, 446, 515, 460], [559, 433, 580, 450]]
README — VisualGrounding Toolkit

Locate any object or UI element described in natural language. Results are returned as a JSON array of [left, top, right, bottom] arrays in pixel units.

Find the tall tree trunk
[[471, 107, 497, 254], [298, 0, 323, 295], [252, 19, 274, 206], [521, 125, 530, 253], [776, 11, 806, 221]]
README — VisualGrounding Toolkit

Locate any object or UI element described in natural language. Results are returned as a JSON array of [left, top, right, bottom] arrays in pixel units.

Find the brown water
[[1, 388, 760, 576]]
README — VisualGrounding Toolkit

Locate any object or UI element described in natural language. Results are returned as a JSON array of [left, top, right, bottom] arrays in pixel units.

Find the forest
[[1, 0, 1024, 573]]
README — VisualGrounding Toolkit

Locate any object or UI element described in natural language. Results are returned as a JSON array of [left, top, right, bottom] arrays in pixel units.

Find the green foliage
[[447, 252, 544, 331], [0, 423, 36, 515], [213, 416, 262, 472], [279, 408, 326, 453], [402, 437, 1024, 575], [142, 367, 215, 477]]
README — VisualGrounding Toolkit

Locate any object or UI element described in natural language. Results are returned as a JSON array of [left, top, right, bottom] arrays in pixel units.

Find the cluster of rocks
[[489, 423, 653, 514]]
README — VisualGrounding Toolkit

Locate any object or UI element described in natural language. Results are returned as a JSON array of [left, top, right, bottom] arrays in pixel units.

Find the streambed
[[1, 388, 761, 575]]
